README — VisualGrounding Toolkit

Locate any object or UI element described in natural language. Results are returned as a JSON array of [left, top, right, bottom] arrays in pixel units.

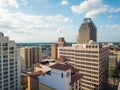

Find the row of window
[[60, 53, 99, 58], [75, 58, 98, 62], [60, 49, 99, 52], [82, 77, 98, 83], [79, 69, 98, 75], [78, 66, 98, 71], [75, 62, 98, 67]]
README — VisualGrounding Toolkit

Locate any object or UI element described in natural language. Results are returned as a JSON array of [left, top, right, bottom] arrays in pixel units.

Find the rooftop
[[50, 63, 71, 71], [71, 73, 83, 84], [50, 63, 80, 73], [57, 57, 70, 62], [34, 63, 51, 73], [28, 70, 44, 76]]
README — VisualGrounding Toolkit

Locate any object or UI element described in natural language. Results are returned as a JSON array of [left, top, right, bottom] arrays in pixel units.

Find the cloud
[[0, 9, 73, 42], [0, 0, 19, 8], [45, 14, 72, 23], [8, 0, 19, 8], [71, 0, 120, 18], [0, 11, 72, 30], [107, 15, 113, 19], [20, 0, 28, 6], [105, 24, 120, 31], [110, 7, 120, 13], [0, 0, 74, 42], [61, 0, 69, 6]]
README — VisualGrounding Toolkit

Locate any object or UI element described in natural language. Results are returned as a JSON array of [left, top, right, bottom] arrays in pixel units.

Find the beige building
[[109, 54, 117, 68], [20, 46, 42, 71], [110, 48, 120, 66], [51, 37, 67, 59], [51, 44, 58, 59], [27, 75, 39, 90], [58, 43, 109, 90], [77, 18, 97, 44], [118, 82, 120, 90]]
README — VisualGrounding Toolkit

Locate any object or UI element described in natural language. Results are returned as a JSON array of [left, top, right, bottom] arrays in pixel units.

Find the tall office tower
[[20, 46, 42, 71], [57, 37, 67, 47], [51, 37, 67, 59], [51, 44, 58, 59], [0, 32, 21, 90], [58, 43, 109, 90], [77, 18, 97, 44]]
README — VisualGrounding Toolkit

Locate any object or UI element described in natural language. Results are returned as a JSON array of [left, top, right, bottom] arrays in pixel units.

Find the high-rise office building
[[77, 18, 97, 44], [20, 46, 42, 71], [58, 18, 109, 90], [58, 43, 109, 90], [51, 44, 58, 59], [0, 32, 21, 90], [51, 37, 67, 59], [57, 37, 67, 47]]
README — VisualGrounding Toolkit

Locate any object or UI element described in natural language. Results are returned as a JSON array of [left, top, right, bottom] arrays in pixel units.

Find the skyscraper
[[77, 18, 97, 44], [57, 37, 67, 47], [20, 46, 42, 71], [58, 18, 109, 90], [51, 37, 67, 59], [0, 32, 21, 90]]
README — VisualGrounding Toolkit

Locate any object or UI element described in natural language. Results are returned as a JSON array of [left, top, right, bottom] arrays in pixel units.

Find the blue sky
[[0, 0, 120, 42]]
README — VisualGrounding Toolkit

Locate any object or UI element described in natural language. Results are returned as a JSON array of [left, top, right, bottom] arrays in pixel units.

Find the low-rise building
[[109, 54, 118, 68], [27, 61, 82, 90]]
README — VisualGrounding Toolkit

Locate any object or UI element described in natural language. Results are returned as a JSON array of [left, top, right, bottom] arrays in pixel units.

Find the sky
[[0, 0, 120, 43]]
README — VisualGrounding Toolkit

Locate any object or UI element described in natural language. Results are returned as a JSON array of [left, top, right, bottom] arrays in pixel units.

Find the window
[[3, 55, 8, 59], [67, 72, 70, 77], [9, 47, 14, 50], [3, 43, 8, 46], [61, 73, 63, 78]]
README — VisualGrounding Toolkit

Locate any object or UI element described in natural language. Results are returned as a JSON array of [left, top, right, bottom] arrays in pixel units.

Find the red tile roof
[[34, 63, 42, 68], [71, 67, 80, 74], [50, 63, 80, 72], [57, 57, 70, 62], [50, 63, 71, 71], [71, 73, 82, 84], [28, 70, 44, 76]]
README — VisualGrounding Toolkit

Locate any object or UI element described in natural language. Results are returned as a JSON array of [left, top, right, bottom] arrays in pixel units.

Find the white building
[[28, 61, 82, 90], [0, 32, 21, 90], [39, 63, 82, 90]]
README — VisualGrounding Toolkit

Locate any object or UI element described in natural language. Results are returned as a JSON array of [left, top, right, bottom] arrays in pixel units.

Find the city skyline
[[0, 0, 120, 42]]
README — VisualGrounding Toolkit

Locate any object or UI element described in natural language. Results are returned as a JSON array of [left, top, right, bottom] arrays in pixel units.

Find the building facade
[[20, 46, 42, 71], [39, 63, 82, 90], [27, 62, 82, 90], [51, 44, 58, 59], [0, 32, 21, 90], [109, 54, 118, 68], [110, 48, 120, 66], [58, 43, 109, 90], [77, 18, 97, 44], [51, 37, 67, 59]]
